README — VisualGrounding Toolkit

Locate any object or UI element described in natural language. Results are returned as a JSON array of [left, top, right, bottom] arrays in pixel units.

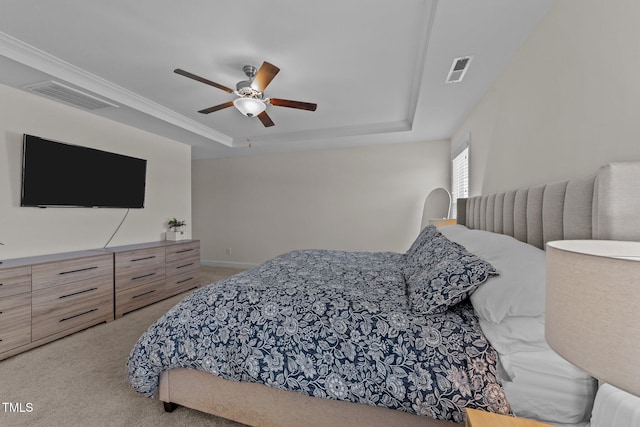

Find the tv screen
[[21, 135, 147, 208]]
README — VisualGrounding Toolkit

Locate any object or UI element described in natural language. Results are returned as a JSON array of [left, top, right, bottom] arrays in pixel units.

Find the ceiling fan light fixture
[[233, 97, 266, 117], [176, 61, 315, 127]]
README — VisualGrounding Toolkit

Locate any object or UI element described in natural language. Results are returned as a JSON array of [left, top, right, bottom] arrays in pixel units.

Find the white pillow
[[479, 315, 547, 381], [478, 316, 547, 355], [590, 384, 640, 427], [439, 225, 546, 323]]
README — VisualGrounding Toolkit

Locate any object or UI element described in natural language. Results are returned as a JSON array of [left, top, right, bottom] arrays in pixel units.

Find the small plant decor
[[166, 218, 186, 241], [167, 218, 186, 231]]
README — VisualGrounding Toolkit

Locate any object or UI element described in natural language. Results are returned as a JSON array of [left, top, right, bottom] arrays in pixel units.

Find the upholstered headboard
[[456, 162, 640, 249]]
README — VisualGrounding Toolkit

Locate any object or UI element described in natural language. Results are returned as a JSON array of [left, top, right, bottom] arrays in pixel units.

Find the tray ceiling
[[0, 0, 554, 158]]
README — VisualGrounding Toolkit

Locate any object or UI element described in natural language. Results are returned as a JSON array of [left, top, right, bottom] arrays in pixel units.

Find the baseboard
[[201, 259, 258, 270]]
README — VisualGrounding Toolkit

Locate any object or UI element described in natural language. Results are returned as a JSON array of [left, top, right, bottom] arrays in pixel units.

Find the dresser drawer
[[115, 277, 166, 317], [115, 247, 165, 290], [166, 256, 200, 278], [0, 293, 31, 354], [32, 254, 113, 291], [166, 241, 200, 263], [166, 269, 200, 297], [0, 266, 31, 298], [32, 275, 113, 341]]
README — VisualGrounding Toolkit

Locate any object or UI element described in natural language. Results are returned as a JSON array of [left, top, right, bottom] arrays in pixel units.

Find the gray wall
[[453, 0, 640, 196], [193, 140, 450, 266]]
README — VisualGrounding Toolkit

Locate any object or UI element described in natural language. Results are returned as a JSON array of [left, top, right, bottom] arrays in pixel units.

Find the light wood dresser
[[165, 240, 201, 296], [0, 266, 32, 355], [0, 240, 200, 360], [0, 250, 114, 361], [107, 240, 200, 318]]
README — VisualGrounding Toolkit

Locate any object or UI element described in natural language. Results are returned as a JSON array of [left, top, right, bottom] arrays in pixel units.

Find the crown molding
[[406, 0, 437, 127], [233, 120, 412, 147], [0, 31, 233, 147]]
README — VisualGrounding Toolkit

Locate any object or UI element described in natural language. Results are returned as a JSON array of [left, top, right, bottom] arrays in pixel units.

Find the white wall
[[193, 140, 450, 266], [0, 84, 192, 259], [452, 0, 640, 195]]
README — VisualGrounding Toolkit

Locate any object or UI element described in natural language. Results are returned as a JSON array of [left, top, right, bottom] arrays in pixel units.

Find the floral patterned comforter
[[127, 249, 510, 422]]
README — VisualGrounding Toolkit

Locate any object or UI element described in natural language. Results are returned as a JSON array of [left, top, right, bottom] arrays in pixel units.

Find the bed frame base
[[159, 368, 457, 427], [163, 401, 177, 413]]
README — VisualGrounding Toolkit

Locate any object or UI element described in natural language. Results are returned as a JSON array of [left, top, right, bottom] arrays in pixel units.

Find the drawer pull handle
[[176, 248, 195, 254], [177, 262, 195, 269], [132, 289, 156, 299], [0, 339, 3, 342], [0, 283, 3, 286], [60, 308, 98, 322], [59, 287, 98, 299], [131, 256, 156, 262], [132, 272, 156, 281], [176, 277, 193, 284], [59, 266, 98, 275]]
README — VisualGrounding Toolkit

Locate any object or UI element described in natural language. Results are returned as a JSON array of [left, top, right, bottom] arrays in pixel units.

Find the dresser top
[[0, 240, 199, 269], [102, 239, 199, 253], [0, 250, 110, 269]]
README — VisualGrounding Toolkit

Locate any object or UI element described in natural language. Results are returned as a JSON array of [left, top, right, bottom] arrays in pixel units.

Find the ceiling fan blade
[[174, 68, 234, 93], [251, 62, 280, 92], [269, 98, 317, 111], [198, 101, 234, 114], [257, 111, 275, 127]]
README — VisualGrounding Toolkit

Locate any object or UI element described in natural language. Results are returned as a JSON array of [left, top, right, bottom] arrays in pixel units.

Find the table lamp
[[545, 240, 640, 397]]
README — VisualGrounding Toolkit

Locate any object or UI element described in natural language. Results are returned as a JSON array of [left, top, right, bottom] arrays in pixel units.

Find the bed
[[127, 162, 640, 427]]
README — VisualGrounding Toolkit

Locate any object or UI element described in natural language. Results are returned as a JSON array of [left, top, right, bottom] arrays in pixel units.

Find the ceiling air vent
[[24, 81, 118, 110], [446, 56, 473, 84]]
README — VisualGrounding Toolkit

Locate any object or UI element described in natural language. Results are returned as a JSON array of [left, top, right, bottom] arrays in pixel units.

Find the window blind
[[451, 143, 469, 219]]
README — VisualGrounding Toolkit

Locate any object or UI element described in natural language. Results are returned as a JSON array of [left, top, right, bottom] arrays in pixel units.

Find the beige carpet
[[0, 267, 248, 427]]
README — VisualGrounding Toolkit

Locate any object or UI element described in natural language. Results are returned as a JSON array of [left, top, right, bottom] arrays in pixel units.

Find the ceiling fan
[[174, 61, 317, 128]]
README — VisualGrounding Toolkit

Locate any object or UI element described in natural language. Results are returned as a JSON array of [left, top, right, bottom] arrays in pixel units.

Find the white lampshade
[[233, 97, 266, 117], [546, 240, 640, 397]]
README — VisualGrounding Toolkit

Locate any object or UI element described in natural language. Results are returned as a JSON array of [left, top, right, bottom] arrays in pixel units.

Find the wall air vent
[[446, 56, 473, 84], [24, 81, 119, 110]]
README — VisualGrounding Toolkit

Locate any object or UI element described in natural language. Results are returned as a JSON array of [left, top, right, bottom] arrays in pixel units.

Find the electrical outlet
[[225, 248, 231, 256]]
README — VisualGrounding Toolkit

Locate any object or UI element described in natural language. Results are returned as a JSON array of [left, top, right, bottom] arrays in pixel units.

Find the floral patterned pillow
[[403, 226, 449, 280], [404, 235, 498, 315], [406, 224, 440, 257]]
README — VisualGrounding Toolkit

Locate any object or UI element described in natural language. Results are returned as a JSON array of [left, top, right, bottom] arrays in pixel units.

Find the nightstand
[[465, 409, 553, 427], [428, 218, 456, 228]]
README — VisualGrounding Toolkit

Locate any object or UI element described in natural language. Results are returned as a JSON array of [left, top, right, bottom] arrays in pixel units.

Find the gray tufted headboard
[[456, 162, 640, 249]]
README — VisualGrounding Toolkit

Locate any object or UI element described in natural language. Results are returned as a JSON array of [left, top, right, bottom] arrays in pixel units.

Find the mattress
[[499, 349, 597, 425]]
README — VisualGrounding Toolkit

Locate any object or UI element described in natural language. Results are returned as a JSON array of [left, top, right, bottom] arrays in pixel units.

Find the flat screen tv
[[21, 134, 147, 208]]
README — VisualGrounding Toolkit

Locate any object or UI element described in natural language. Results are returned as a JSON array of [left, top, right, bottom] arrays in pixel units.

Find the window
[[451, 139, 469, 219]]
